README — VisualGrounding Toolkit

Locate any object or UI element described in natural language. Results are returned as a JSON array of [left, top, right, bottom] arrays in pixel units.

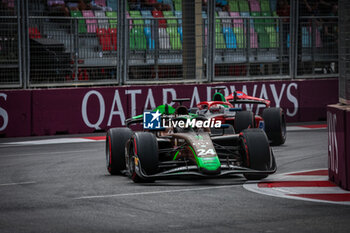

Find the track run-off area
[[1, 124, 350, 233]]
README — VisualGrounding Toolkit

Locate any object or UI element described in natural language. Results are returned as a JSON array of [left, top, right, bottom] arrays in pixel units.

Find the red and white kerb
[[244, 169, 350, 205]]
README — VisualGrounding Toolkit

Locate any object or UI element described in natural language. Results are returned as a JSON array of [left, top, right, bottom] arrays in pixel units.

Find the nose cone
[[197, 156, 221, 175]]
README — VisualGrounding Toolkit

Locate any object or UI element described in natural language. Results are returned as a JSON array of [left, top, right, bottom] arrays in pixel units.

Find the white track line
[[0, 181, 36, 187], [287, 126, 326, 131], [75, 185, 237, 200], [4, 138, 96, 146], [260, 187, 348, 195], [0, 149, 100, 158]]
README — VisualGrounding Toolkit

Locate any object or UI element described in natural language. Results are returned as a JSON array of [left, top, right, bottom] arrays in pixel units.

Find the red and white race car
[[193, 88, 286, 146]]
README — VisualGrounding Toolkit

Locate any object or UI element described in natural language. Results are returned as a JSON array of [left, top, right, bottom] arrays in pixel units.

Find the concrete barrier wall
[[327, 104, 350, 190], [0, 79, 338, 137]]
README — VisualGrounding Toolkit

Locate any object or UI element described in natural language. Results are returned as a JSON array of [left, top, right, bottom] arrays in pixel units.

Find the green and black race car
[[106, 99, 277, 183]]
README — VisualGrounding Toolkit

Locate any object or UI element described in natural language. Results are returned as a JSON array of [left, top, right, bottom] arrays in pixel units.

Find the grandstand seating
[[238, 0, 250, 12], [141, 10, 152, 26], [95, 27, 117, 51], [95, 11, 109, 29], [249, 0, 260, 12], [173, 0, 182, 11], [141, 10, 155, 49], [163, 11, 182, 49], [47, 0, 318, 66], [174, 11, 182, 41], [240, 11, 255, 30], [152, 10, 167, 28], [302, 27, 310, 48], [218, 11, 231, 28], [249, 27, 259, 48], [130, 27, 147, 50], [229, 0, 239, 12], [82, 10, 97, 33], [218, 11, 237, 49], [109, 28, 117, 50], [106, 11, 117, 28], [230, 11, 258, 48], [215, 12, 226, 49], [175, 11, 182, 25], [130, 10, 144, 29], [97, 28, 112, 51], [29, 27, 42, 39], [302, 26, 322, 48], [260, 0, 270, 12], [231, 12, 243, 28], [158, 28, 171, 49], [85, 0, 290, 52], [129, 10, 149, 50], [70, 11, 87, 33]]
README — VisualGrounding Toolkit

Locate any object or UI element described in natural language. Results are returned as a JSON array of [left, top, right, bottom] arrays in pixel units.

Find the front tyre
[[240, 128, 271, 180], [262, 107, 286, 146], [128, 132, 159, 183], [106, 128, 133, 175]]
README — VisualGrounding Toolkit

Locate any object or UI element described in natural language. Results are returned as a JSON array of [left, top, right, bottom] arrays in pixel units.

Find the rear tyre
[[234, 111, 255, 133], [263, 107, 286, 146], [128, 132, 159, 183], [106, 128, 133, 175], [240, 128, 271, 180]]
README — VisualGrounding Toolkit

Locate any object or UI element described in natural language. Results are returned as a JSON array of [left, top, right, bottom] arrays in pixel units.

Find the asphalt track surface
[[1, 126, 350, 233]]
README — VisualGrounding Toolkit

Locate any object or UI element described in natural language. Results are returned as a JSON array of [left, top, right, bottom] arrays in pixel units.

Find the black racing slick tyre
[[106, 127, 133, 175], [240, 128, 271, 180], [128, 132, 159, 183], [262, 107, 286, 146], [234, 111, 255, 133]]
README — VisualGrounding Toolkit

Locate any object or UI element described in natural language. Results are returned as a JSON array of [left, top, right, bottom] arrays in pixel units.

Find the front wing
[[132, 151, 277, 180]]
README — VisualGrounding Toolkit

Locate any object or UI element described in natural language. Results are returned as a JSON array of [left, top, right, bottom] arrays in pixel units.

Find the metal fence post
[[123, 1, 128, 84], [207, 0, 215, 82], [74, 18, 78, 81], [18, 0, 24, 88], [291, 0, 298, 79], [279, 18, 283, 75], [154, 19, 159, 80], [20, 0, 29, 88], [246, 17, 251, 77], [117, 0, 124, 84]]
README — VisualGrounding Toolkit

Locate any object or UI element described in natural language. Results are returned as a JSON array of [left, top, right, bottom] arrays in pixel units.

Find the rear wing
[[226, 91, 270, 107]]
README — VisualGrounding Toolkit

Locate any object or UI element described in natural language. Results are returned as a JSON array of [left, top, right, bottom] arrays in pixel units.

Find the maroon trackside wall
[[0, 79, 338, 137], [327, 104, 350, 190]]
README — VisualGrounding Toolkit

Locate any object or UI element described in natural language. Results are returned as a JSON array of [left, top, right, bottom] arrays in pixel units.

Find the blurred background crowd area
[[0, 0, 338, 87]]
